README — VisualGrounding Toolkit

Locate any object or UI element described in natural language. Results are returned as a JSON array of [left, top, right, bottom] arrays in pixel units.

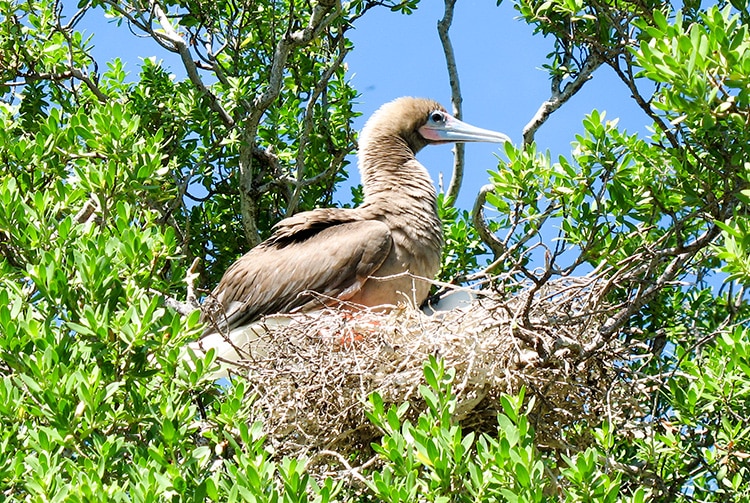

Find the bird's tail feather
[[183, 316, 292, 379]]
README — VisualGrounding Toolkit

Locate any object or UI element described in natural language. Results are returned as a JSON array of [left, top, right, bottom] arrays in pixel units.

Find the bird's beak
[[419, 115, 511, 144]]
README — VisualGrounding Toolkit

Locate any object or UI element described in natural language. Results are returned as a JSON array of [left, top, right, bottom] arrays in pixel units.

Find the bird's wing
[[201, 217, 392, 335]]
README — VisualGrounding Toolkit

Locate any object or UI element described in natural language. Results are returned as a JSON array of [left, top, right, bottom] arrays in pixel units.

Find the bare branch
[[62, 2, 91, 31], [472, 184, 505, 258], [523, 54, 603, 146], [437, 0, 464, 204], [594, 221, 724, 344], [161, 258, 202, 315], [470, 184, 562, 280]]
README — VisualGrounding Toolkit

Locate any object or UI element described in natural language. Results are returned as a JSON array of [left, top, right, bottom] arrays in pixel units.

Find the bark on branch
[[150, 0, 235, 128], [437, 0, 465, 204], [286, 33, 350, 216], [13, 68, 109, 103], [523, 54, 603, 146], [239, 0, 342, 246]]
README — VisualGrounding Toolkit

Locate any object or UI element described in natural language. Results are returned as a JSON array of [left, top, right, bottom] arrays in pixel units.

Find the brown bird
[[193, 97, 509, 367]]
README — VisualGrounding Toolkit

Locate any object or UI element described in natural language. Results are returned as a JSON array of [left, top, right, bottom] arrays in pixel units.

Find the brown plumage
[[200, 97, 510, 337]]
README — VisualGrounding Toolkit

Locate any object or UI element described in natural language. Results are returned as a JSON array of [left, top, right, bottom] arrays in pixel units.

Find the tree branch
[[472, 184, 505, 259], [15, 69, 109, 103], [149, 0, 235, 128], [252, 0, 341, 114], [437, 0, 464, 204], [286, 34, 349, 216], [588, 220, 725, 352], [607, 55, 679, 149], [523, 53, 603, 146], [470, 183, 561, 280], [238, 0, 342, 246]]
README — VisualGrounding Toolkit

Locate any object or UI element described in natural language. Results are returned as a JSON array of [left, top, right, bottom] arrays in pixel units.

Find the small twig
[[470, 184, 561, 279], [607, 54, 679, 149]]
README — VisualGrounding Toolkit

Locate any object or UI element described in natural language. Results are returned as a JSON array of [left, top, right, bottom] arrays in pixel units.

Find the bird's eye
[[430, 111, 445, 123]]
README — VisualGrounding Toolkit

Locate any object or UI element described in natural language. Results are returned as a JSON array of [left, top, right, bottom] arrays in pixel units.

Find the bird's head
[[361, 97, 511, 155]]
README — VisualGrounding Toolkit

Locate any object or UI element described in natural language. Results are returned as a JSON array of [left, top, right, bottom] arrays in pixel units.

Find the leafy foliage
[[1, 0, 750, 500], [364, 357, 644, 502], [477, 3, 750, 501]]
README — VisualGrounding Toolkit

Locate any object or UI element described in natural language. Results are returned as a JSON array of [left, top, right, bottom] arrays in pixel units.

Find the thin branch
[[470, 184, 561, 280], [607, 54, 679, 149], [437, 0, 464, 204], [161, 257, 202, 315], [15, 69, 109, 103], [98, 0, 153, 37], [591, 220, 724, 347], [286, 35, 349, 216], [472, 184, 505, 258], [62, 2, 91, 31], [523, 53, 603, 146], [149, 0, 235, 128], [311, 450, 369, 487]]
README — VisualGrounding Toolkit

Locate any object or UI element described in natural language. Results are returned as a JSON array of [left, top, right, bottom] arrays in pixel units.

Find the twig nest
[[221, 277, 647, 461]]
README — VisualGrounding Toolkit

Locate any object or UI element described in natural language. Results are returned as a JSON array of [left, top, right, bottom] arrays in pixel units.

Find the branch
[[470, 184, 561, 280], [472, 184, 505, 258], [239, 0, 342, 245], [252, 0, 341, 114], [607, 54, 679, 149], [286, 34, 349, 216], [149, 0, 235, 128], [437, 0, 464, 204], [15, 68, 109, 103], [523, 53, 603, 146], [98, 0, 153, 38], [589, 221, 724, 351], [161, 257, 202, 315]]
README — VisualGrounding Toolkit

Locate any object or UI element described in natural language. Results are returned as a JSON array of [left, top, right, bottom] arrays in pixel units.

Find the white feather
[[185, 315, 292, 379], [421, 289, 476, 315]]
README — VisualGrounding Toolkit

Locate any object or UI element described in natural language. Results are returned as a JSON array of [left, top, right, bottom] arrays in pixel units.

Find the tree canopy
[[1, 0, 749, 501]]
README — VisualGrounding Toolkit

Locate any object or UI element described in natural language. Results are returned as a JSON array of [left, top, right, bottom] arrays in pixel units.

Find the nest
[[218, 274, 650, 469]]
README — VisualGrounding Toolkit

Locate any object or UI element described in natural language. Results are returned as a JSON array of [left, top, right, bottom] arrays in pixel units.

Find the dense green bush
[[1, 0, 749, 500]]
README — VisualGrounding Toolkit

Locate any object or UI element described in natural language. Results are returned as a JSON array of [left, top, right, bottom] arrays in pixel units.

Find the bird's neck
[[356, 134, 443, 262], [357, 135, 437, 210]]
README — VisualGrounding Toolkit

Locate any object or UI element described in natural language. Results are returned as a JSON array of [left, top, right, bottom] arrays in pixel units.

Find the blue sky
[[78, 2, 650, 211], [344, 2, 649, 208]]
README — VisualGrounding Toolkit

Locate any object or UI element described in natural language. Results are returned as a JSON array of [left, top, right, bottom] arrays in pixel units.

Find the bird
[[190, 97, 510, 372]]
